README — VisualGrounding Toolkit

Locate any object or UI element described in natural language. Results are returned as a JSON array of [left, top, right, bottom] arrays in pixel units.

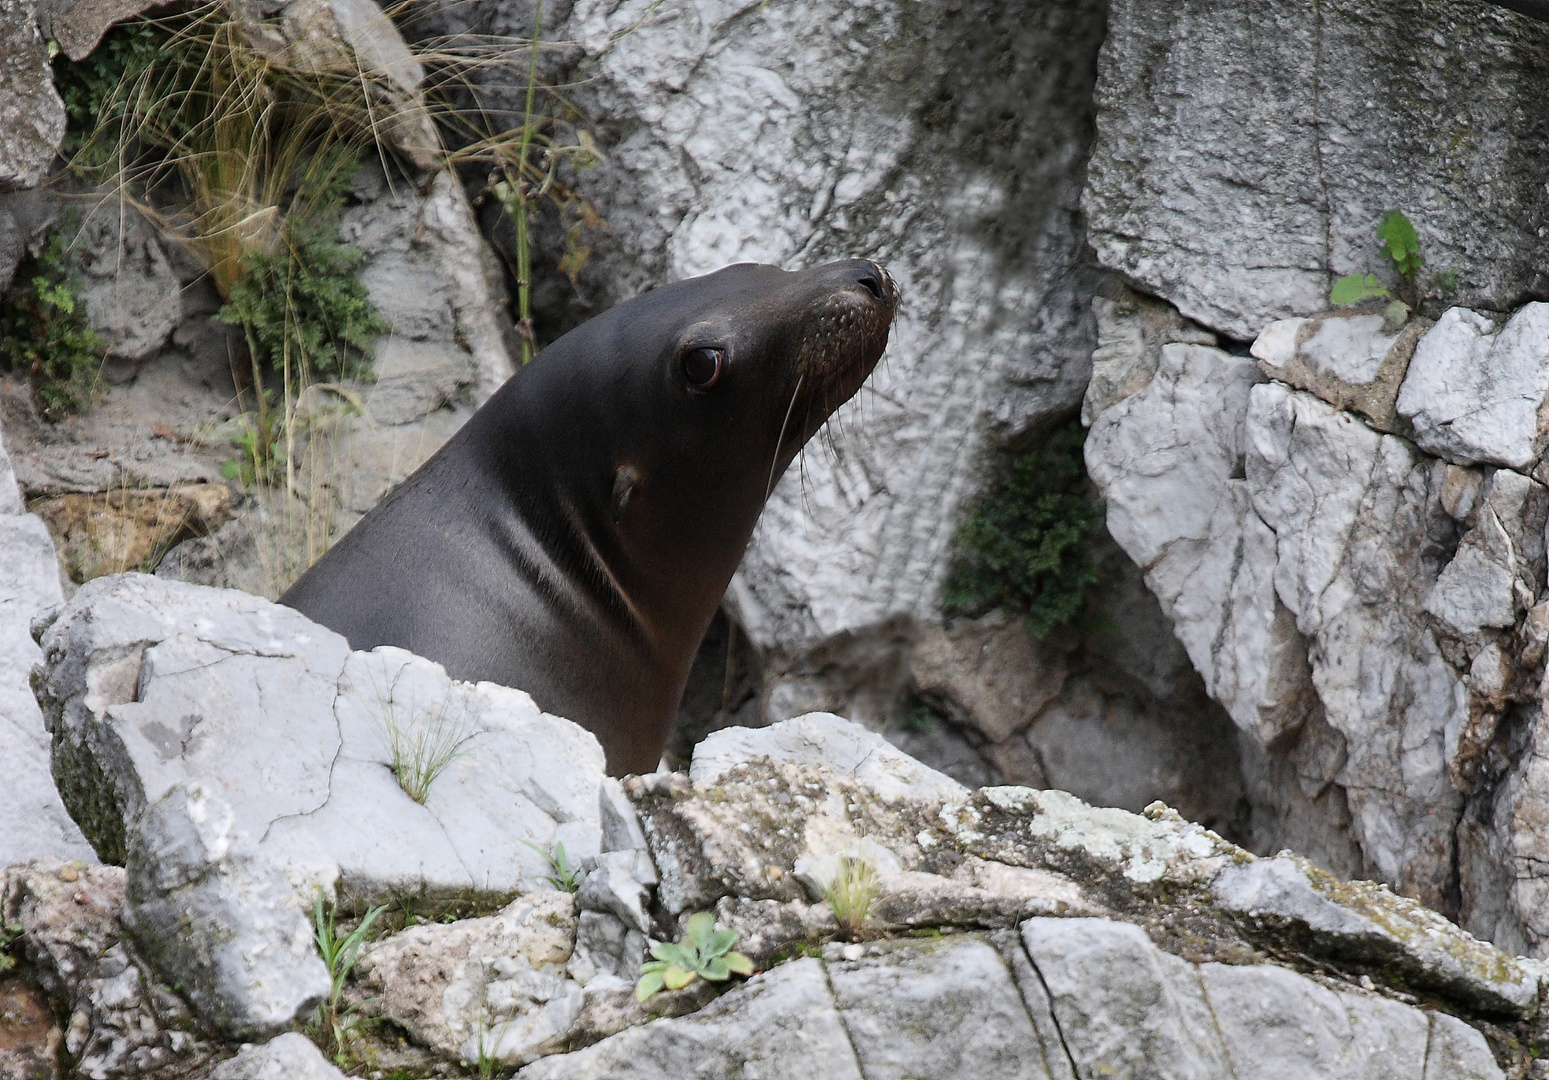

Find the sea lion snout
[[784, 258, 898, 419]]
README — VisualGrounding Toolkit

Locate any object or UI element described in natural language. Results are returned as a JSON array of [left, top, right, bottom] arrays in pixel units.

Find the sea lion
[[282, 258, 897, 774]]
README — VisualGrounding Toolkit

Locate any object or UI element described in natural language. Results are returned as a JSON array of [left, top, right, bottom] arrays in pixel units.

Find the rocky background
[[6, 0, 1549, 1075]]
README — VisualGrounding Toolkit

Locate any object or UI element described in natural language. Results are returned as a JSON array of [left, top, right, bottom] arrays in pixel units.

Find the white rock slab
[[0, 421, 95, 867], [1397, 304, 1549, 469], [690, 711, 966, 803], [1020, 918, 1231, 1079], [516, 958, 865, 1080], [207, 1032, 349, 1080], [823, 935, 1063, 1080], [36, 573, 608, 899]]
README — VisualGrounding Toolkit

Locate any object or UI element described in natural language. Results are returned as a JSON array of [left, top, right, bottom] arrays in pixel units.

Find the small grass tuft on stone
[[310, 893, 388, 1062], [380, 693, 480, 805], [823, 856, 876, 940], [519, 839, 581, 892]]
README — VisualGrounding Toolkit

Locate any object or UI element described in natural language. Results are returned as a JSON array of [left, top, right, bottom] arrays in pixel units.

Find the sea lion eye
[[683, 347, 724, 390]]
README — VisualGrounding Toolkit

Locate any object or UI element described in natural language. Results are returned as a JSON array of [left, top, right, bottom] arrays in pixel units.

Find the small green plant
[[822, 856, 876, 939], [0, 921, 24, 973], [218, 217, 386, 384], [635, 912, 754, 1002], [520, 839, 581, 892], [52, 19, 171, 161], [1330, 209, 1452, 314], [0, 235, 107, 421], [902, 702, 936, 733], [310, 893, 388, 1060], [379, 693, 479, 805], [942, 417, 1101, 637]]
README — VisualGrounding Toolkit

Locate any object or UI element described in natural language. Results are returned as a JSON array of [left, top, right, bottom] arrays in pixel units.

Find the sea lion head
[[506, 258, 898, 653]]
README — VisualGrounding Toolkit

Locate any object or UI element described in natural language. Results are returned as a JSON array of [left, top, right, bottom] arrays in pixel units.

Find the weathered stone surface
[[30, 483, 234, 584], [824, 935, 1064, 1079], [206, 1032, 348, 1080], [1397, 304, 1549, 469], [72, 199, 183, 364], [1212, 854, 1537, 1017], [1251, 307, 1431, 433], [35, 572, 607, 900], [1084, 319, 1547, 914], [3, 859, 212, 1080], [912, 612, 1068, 744], [1082, 286, 1219, 425], [0, 975, 60, 1080], [517, 958, 864, 1080], [1085, 0, 1549, 341], [355, 892, 580, 1065], [0, 421, 96, 869], [557, 0, 1104, 652], [689, 712, 966, 803], [0, 0, 66, 191], [125, 782, 330, 1040]]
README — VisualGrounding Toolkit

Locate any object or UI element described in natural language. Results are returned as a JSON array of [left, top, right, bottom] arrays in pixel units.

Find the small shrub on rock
[[0, 235, 106, 421], [942, 416, 1101, 637]]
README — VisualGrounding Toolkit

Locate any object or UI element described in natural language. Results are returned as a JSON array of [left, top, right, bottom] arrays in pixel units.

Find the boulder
[[205, 1033, 349, 1080], [1396, 304, 1549, 469], [0, 420, 97, 868], [0, 0, 66, 191], [35, 573, 609, 894], [1085, 0, 1549, 341], [72, 198, 183, 365]]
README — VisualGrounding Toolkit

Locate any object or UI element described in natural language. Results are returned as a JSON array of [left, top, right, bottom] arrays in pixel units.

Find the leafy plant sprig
[[309, 893, 388, 1061], [942, 417, 1101, 637], [0, 234, 107, 422], [1330, 209, 1447, 316], [0, 921, 24, 973], [635, 912, 754, 1002], [520, 838, 581, 892]]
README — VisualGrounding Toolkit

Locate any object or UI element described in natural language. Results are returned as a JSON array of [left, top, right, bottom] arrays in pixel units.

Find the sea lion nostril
[[856, 274, 885, 300]]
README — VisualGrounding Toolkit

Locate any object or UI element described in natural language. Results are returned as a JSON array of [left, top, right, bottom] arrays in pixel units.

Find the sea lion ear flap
[[612, 465, 641, 523]]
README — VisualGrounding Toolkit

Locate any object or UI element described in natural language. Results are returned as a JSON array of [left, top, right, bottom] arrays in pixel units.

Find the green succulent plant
[[635, 912, 754, 1002]]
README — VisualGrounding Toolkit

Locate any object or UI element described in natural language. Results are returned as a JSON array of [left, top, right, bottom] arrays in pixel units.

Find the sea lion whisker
[[766, 372, 804, 501]]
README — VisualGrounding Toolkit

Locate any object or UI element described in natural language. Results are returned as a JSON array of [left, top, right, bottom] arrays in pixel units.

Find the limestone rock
[[822, 935, 1066, 1080], [0, 975, 59, 1080], [34, 0, 168, 60], [1212, 854, 1537, 1017], [35, 572, 608, 903], [0, 421, 96, 868], [3, 859, 212, 1080], [911, 611, 1069, 744], [1250, 308, 1430, 433], [0, 0, 66, 191], [206, 1033, 349, 1080], [517, 957, 865, 1080], [689, 712, 967, 803], [72, 200, 183, 364], [1085, 0, 1549, 340], [354, 893, 580, 1065], [558, 0, 1105, 651], [1082, 287, 1218, 425], [1397, 304, 1549, 469], [125, 782, 331, 1040]]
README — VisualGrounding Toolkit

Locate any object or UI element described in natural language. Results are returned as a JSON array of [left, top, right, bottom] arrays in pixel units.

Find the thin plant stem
[[513, 0, 543, 364]]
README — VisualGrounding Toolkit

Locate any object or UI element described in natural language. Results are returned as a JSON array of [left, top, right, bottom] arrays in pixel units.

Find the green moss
[[0, 233, 106, 421], [941, 416, 1101, 637]]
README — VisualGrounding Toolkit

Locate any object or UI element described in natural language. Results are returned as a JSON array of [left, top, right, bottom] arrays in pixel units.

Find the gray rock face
[[1396, 304, 1549, 468], [125, 782, 331, 1041], [558, 0, 1104, 652], [72, 199, 184, 364], [0, 0, 66, 191], [0, 419, 97, 868], [3, 858, 213, 1080], [518, 958, 865, 1080], [1085, 0, 1549, 341], [33, 574, 611, 968], [206, 1033, 349, 1080]]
